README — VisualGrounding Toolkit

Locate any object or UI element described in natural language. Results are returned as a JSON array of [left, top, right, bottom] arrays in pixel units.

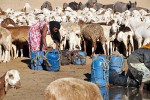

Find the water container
[[30, 51, 45, 70], [91, 56, 109, 87], [45, 49, 60, 72], [71, 50, 86, 65], [110, 55, 124, 74], [100, 87, 109, 100], [92, 54, 109, 61]]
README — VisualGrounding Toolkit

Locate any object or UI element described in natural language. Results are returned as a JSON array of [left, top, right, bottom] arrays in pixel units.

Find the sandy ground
[[1, 56, 93, 100], [0, 0, 150, 100]]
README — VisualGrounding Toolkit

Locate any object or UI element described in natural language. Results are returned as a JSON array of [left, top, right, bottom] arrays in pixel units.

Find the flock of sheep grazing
[[0, 0, 150, 99]]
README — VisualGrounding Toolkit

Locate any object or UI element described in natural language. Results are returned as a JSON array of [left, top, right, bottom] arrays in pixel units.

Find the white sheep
[[60, 22, 81, 50], [0, 69, 21, 100], [44, 77, 103, 100]]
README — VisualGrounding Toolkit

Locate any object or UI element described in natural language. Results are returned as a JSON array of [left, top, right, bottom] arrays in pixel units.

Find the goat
[[44, 77, 103, 100], [0, 69, 21, 100], [5, 26, 30, 58]]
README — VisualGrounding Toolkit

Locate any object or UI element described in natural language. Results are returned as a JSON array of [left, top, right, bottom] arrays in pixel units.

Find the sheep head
[[4, 70, 21, 92]]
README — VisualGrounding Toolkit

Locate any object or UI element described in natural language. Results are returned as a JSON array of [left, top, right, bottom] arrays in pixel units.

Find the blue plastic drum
[[91, 56, 109, 87], [110, 55, 124, 74], [45, 49, 60, 72], [30, 51, 45, 70]]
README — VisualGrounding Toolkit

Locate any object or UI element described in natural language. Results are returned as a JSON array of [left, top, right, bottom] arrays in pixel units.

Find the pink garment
[[28, 22, 50, 52]]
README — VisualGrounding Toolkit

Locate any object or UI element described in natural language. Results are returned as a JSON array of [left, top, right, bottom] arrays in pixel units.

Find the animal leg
[[137, 37, 142, 48], [12, 44, 17, 59], [3, 50, 9, 63], [92, 41, 96, 55], [84, 40, 86, 54], [20, 48, 23, 58], [106, 41, 110, 55], [102, 42, 106, 55]]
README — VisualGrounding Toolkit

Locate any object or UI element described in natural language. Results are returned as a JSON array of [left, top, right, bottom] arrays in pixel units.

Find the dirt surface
[[1, 56, 93, 100]]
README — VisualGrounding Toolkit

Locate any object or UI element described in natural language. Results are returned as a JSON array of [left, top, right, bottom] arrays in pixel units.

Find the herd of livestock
[[0, 0, 150, 63]]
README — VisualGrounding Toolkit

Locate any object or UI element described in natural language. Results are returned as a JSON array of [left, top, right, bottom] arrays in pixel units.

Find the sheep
[[125, 17, 150, 48], [113, 1, 137, 13], [44, 77, 103, 100], [60, 22, 81, 50], [41, 1, 52, 11], [78, 20, 106, 56], [111, 23, 134, 57], [21, 3, 32, 13], [0, 69, 21, 100], [0, 27, 12, 63]]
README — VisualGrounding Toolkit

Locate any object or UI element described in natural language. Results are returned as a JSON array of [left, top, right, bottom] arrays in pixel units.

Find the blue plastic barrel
[[30, 51, 45, 70], [91, 56, 109, 87], [110, 55, 124, 74], [72, 50, 86, 65], [92, 54, 109, 61], [45, 49, 60, 72], [100, 87, 109, 100]]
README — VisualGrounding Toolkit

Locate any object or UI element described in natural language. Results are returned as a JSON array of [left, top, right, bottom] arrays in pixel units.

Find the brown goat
[[5, 26, 30, 57], [78, 20, 106, 56]]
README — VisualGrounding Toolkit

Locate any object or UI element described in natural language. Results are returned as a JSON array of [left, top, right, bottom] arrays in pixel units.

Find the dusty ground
[[1, 56, 93, 100]]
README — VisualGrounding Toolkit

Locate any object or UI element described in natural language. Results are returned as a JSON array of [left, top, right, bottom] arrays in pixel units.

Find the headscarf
[[49, 21, 61, 43], [141, 42, 150, 49]]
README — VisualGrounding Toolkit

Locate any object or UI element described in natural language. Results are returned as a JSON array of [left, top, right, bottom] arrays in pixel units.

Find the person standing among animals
[[28, 21, 61, 53], [127, 42, 150, 91]]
